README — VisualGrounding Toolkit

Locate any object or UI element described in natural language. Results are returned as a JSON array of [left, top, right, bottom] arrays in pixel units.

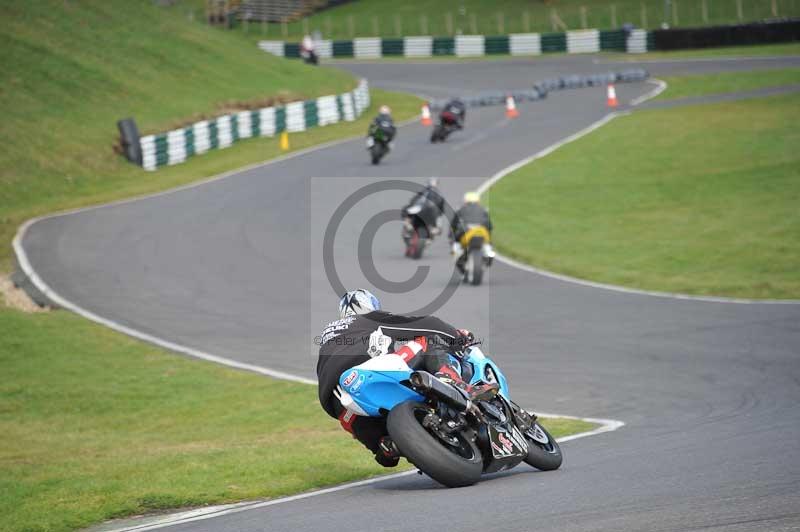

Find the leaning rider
[[316, 289, 497, 467], [367, 105, 396, 142], [440, 98, 467, 128], [403, 177, 447, 235]]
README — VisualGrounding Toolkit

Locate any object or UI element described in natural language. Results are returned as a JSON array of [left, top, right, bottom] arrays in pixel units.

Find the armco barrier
[[139, 79, 370, 171], [259, 20, 798, 60], [259, 29, 633, 59]]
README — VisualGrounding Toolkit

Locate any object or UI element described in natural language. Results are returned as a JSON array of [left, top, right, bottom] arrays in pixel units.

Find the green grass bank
[[488, 78, 800, 299], [656, 67, 800, 100], [195, 0, 800, 42], [0, 0, 422, 273]]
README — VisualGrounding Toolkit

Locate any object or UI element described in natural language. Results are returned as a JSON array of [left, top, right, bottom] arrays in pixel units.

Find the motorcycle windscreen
[[462, 346, 511, 399]]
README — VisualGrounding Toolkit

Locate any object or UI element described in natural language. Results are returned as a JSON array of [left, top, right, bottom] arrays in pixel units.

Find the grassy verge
[[0, 303, 594, 532], [488, 91, 800, 299], [188, 0, 800, 42], [656, 67, 800, 100], [609, 42, 800, 60]]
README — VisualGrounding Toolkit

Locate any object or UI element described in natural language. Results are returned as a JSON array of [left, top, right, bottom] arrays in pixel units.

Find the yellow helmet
[[463, 191, 480, 204]]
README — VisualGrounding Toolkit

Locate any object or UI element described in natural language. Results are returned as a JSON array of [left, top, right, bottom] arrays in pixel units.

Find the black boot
[[375, 436, 400, 467]]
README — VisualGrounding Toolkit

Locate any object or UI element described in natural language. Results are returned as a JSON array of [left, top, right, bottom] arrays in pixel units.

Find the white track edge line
[[476, 80, 800, 305], [96, 414, 624, 532], [630, 78, 667, 105]]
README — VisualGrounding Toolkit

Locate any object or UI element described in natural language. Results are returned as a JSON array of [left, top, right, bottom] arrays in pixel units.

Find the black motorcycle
[[402, 198, 440, 259], [300, 47, 318, 65], [431, 110, 462, 143], [367, 123, 392, 165]]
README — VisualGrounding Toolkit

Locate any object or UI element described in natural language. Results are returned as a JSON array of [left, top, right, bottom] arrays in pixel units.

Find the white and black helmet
[[338, 289, 381, 319]]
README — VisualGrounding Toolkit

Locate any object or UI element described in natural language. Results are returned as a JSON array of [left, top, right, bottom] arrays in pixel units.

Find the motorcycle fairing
[[461, 346, 511, 399], [339, 354, 423, 417]]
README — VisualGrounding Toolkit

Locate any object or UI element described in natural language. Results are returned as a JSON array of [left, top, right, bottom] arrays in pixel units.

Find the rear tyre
[[412, 225, 429, 259], [430, 125, 443, 143], [523, 422, 563, 471], [387, 401, 482, 488], [467, 248, 483, 285], [370, 144, 382, 165]]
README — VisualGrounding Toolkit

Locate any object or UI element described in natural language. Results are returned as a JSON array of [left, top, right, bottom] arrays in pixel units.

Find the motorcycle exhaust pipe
[[409, 371, 471, 411]]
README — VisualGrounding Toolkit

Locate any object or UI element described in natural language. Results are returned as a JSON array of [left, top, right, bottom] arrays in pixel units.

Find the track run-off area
[[18, 54, 800, 532]]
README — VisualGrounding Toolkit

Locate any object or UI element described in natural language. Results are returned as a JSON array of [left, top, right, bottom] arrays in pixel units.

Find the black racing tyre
[[523, 422, 563, 471], [387, 401, 483, 487], [411, 237, 426, 259], [431, 125, 444, 143], [467, 248, 483, 285], [370, 144, 382, 165]]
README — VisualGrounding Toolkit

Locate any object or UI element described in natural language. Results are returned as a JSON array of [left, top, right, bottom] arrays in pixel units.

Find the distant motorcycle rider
[[440, 98, 466, 129], [368, 105, 396, 142], [451, 191, 495, 259], [316, 289, 497, 467]]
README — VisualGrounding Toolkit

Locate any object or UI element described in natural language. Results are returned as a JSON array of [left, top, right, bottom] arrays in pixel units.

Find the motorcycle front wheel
[[387, 401, 482, 487], [523, 422, 563, 471]]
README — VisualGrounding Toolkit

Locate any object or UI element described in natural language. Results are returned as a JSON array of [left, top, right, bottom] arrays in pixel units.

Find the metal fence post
[[673, 0, 679, 26], [348, 14, 354, 38], [446, 12, 453, 35], [641, 2, 648, 28], [736, 0, 743, 21], [611, 4, 617, 28], [701, 0, 709, 24], [523, 10, 530, 32], [470, 13, 477, 34], [372, 15, 378, 36], [581, 6, 588, 28], [497, 12, 504, 34], [394, 14, 401, 36], [420, 13, 428, 35]]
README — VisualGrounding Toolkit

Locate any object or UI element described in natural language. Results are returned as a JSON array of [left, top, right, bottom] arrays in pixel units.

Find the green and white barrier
[[258, 29, 650, 59], [139, 79, 370, 171]]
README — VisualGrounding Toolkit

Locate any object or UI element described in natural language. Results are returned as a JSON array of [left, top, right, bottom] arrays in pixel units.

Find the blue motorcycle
[[336, 345, 562, 487]]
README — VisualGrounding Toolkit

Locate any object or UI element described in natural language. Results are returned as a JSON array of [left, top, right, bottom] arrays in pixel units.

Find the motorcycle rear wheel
[[430, 125, 444, 143], [387, 401, 483, 487], [523, 422, 563, 471], [370, 144, 383, 165], [465, 248, 483, 285]]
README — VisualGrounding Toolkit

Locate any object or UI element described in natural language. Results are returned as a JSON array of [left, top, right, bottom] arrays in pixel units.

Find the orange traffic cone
[[606, 84, 618, 108], [421, 103, 432, 126], [505, 95, 519, 118]]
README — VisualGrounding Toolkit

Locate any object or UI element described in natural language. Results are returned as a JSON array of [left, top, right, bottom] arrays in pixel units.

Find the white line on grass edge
[[94, 416, 623, 532], [477, 79, 800, 305]]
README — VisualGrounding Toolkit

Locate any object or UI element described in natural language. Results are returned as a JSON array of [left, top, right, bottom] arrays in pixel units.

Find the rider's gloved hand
[[456, 328, 475, 350]]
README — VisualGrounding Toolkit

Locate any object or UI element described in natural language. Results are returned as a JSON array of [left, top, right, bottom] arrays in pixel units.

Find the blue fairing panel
[[339, 368, 423, 417]]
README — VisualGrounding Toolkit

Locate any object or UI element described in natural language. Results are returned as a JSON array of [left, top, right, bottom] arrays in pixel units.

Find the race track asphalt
[[20, 54, 800, 532]]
